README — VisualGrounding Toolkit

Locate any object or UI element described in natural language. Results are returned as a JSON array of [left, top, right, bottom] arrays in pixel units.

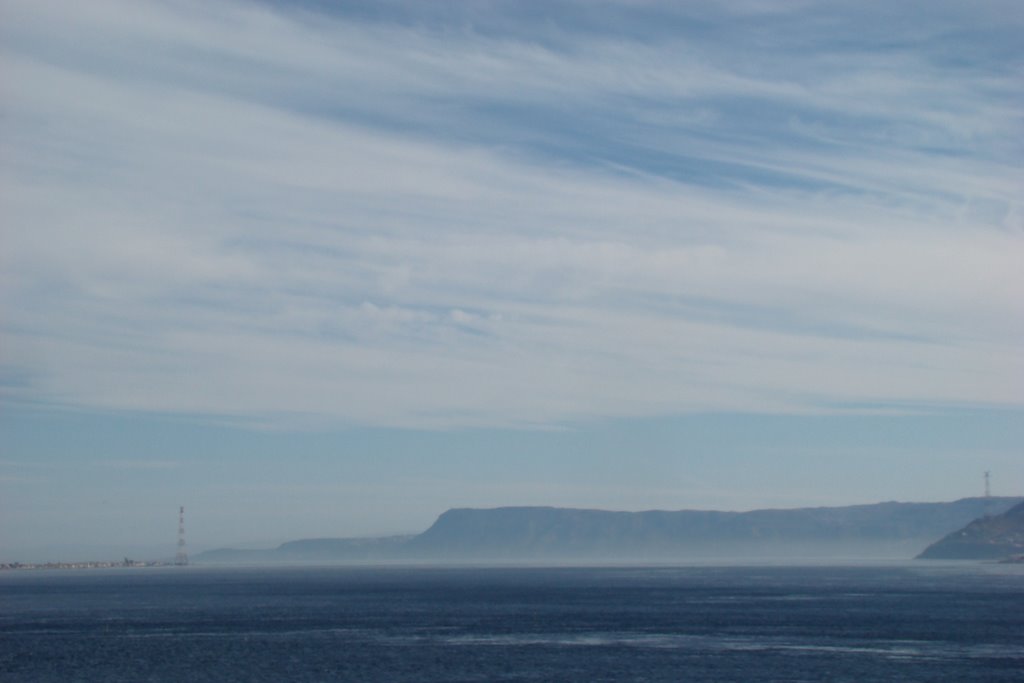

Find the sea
[[1, 563, 1021, 682]]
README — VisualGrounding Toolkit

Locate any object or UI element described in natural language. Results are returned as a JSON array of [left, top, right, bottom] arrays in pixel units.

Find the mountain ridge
[[194, 497, 1021, 563]]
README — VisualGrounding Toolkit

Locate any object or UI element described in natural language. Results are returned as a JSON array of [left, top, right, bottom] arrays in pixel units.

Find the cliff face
[[916, 502, 1024, 560]]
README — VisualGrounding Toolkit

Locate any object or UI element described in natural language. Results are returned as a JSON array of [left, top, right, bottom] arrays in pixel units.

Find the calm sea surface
[[1, 563, 1021, 681]]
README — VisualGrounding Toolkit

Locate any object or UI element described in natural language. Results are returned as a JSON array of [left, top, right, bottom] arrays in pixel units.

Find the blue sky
[[1, 0, 1021, 561]]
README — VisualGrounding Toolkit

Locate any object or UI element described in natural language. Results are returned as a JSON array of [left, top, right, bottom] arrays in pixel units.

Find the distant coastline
[[198, 497, 1022, 565], [1, 559, 173, 572], [11, 497, 1020, 570]]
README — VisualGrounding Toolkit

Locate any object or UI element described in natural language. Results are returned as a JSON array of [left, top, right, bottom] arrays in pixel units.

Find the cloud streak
[[1, 0, 1021, 428]]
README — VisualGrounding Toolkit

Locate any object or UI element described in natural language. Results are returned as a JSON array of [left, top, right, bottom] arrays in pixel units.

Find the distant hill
[[195, 535, 413, 564], [401, 498, 1021, 561], [195, 497, 1021, 563], [916, 501, 1024, 560]]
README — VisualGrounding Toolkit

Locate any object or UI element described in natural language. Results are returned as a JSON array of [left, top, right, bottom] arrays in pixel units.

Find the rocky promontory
[[916, 501, 1024, 560]]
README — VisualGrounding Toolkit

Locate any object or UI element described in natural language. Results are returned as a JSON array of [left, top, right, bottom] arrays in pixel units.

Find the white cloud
[[1, 0, 1021, 429]]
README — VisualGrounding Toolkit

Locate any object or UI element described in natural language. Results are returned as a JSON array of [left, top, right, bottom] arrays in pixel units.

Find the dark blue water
[[1, 563, 1021, 681]]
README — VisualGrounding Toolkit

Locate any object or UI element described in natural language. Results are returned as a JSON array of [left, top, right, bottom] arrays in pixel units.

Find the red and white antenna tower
[[175, 506, 189, 566]]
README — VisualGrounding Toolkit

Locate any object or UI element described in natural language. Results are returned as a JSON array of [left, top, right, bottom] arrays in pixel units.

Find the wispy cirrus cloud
[[95, 460, 181, 471], [1, 0, 1021, 429]]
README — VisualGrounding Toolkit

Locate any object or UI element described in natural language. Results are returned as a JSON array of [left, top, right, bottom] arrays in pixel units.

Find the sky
[[1, 0, 1022, 561]]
